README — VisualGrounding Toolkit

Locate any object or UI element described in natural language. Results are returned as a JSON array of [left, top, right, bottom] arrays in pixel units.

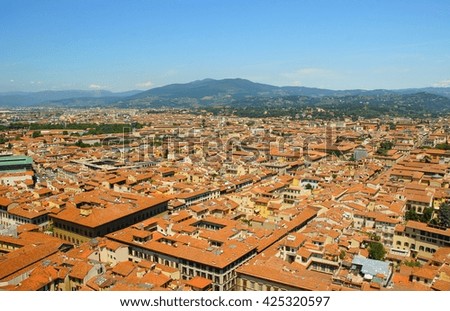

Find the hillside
[[0, 90, 141, 107], [1, 79, 449, 119], [215, 92, 450, 118]]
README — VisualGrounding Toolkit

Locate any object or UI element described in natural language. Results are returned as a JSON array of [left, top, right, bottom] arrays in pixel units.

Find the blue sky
[[1, 0, 450, 92]]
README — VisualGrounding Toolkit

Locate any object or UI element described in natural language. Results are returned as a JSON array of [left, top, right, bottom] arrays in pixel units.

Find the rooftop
[[352, 255, 391, 279]]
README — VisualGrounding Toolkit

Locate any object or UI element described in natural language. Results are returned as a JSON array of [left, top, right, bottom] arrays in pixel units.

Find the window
[[249, 281, 254, 289]]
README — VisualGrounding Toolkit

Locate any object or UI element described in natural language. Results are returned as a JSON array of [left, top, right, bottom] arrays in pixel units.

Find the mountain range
[[1, 78, 450, 109], [132, 78, 450, 99], [0, 89, 141, 107]]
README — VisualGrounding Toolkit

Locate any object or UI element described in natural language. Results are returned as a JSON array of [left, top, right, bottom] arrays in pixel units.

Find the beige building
[[107, 218, 258, 291], [107, 208, 318, 290], [353, 211, 400, 248], [393, 221, 450, 260]]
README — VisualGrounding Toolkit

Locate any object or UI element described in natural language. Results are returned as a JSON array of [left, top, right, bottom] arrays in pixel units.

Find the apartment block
[[393, 221, 450, 260]]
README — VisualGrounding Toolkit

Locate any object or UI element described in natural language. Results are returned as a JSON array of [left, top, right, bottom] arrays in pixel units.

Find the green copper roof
[[0, 155, 33, 167]]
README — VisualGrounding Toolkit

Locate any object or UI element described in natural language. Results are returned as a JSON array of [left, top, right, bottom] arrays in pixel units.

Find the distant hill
[[222, 91, 450, 118], [0, 89, 141, 106], [1, 79, 450, 115], [394, 87, 450, 98], [130, 78, 281, 99], [130, 78, 397, 100], [131, 78, 450, 99]]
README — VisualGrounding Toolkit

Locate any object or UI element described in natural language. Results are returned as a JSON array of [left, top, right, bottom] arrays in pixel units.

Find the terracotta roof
[[411, 266, 438, 280], [69, 261, 94, 280], [432, 279, 450, 291], [185, 276, 212, 289], [0, 240, 66, 281], [104, 239, 126, 251], [51, 189, 169, 228], [0, 197, 12, 207], [12, 266, 59, 291], [112, 261, 136, 277], [237, 256, 331, 290], [406, 221, 450, 238]]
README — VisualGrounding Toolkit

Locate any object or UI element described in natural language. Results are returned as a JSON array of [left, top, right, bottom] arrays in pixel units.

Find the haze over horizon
[[2, 0, 450, 92]]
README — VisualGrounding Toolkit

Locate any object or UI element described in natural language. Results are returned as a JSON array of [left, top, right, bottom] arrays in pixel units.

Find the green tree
[[330, 150, 343, 157], [368, 242, 386, 260], [0, 135, 8, 144], [380, 141, 394, 150], [438, 203, 450, 228], [32, 131, 42, 138], [420, 207, 434, 223], [435, 143, 450, 150], [75, 140, 90, 148], [405, 209, 419, 221], [305, 183, 313, 190], [403, 260, 421, 268], [62, 130, 69, 135], [376, 140, 394, 156]]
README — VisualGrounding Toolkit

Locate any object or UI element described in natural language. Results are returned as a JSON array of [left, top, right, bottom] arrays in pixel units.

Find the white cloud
[[136, 81, 154, 88], [372, 67, 410, 75], [10, 79, 14, 82], [89, 84, 103, 89], [281, 67, 336, 80], [296, 68, 332, 76], [291, 81, 303, 86], [163, 69, 178, 77], [433, 79, 450, 87], [280, 67, 338, 87]]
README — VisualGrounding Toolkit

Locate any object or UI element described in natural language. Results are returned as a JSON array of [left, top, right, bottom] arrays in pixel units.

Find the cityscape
[[0, 99, 449, 291], [1, 0, 450, 295]]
